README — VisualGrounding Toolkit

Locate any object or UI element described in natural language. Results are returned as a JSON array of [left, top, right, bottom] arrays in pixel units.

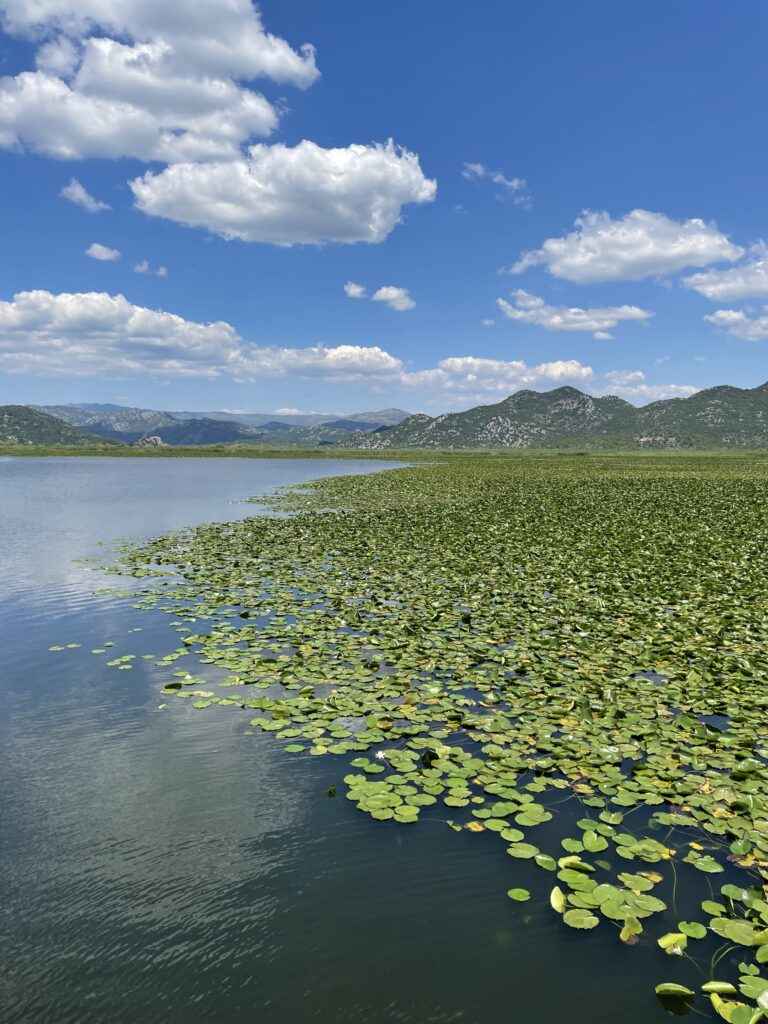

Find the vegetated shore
[[0, 443, 429, 460], [4, 442, 768, 461], [106, 452, 768, 1022]]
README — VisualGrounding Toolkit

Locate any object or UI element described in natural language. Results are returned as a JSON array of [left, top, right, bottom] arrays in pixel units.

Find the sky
[[1, 1, 768, 415]]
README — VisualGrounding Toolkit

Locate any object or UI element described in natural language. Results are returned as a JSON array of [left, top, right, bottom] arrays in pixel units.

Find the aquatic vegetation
[[117, 453, 768, 1019]]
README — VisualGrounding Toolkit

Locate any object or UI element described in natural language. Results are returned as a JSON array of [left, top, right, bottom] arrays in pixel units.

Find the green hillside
[[359, 382, 768, 450], [0, 406, 117, 447]]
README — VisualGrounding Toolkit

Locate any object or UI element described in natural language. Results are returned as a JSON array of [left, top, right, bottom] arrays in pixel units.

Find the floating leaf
[[620, 916, 643, 944], [507, 888, 531, 902], [563, 909, 599, 930], [658, 932, 688, 956], [692, 855, 725, 874], [710, 918, 758, 946], [656, 983, 695, 998], [550, 887, 566, 914], [507, 842, 539, 860]]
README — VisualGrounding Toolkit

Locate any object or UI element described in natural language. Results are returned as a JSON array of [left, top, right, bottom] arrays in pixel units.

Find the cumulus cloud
[[86, 241, 120, 261], [595, 371, 697, 401], [462, 161, 530, 205], [0, 289, 689, 413], [135, 259, 168, 277], [507, 209, 743, 283], [704, 308, 768, 341], [345, 281, 415, 310], [604, 369, 646, 386], [372, 286, 415, 312], [684, 249, 768, 301], [402, 356, 593, 398], [60, 176, 110, 212], [130, 140, 436, 244], [497, 289, 652, 337], [0, 1, 317, 163], [603, 381, 698, 401], [0, 1, 319, 86], [0, 289, 406, 380]]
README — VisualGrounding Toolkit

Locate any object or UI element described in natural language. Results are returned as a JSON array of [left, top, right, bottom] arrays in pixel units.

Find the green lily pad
[[563, 909, 599, 930], [507, 888, 531, 902], [656, 983, 695, 998], [710, 918, 758, 946], [507, 842, 539, 859]]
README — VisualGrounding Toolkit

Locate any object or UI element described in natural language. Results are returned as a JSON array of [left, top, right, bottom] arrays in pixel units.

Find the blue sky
[[1, 1, 767, 414]]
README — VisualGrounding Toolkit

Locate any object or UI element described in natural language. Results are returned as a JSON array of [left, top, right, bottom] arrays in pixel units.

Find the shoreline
[[3, 444, 768, 461]]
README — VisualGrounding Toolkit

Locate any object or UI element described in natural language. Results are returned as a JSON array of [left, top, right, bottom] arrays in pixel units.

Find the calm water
[[1, 458, 699, 1023]]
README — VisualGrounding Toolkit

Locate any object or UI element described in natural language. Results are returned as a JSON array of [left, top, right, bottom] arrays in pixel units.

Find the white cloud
[[344, 281, 366, 299], [0, 289, 695, 414], [0, 289, 405, 380], [36, 36, 80, 77], [0, 1, 319, 87], [60, 176, 110, 212], [372, 285, 415, 312], [704, 308, 768, 341], [130, 140, 436, 245], [602, 381, 698, 401], [401, 356, 593, 398], [593, 331, 613, 340], [135, 259, 168, 277], [0, 1, 317, 163], [86, 241, 121, 261], [497, 289, 652, 337], [462, 161, 529, 205], [345, 281, 415, 310], [508, 209, 743, 283], [481, 318, 495, 327], [604, 369, 645, 385], [684, 249, 768, 301]]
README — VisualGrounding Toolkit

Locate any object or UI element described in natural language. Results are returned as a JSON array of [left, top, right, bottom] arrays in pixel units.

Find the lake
[[1, 457, 685, 1023]]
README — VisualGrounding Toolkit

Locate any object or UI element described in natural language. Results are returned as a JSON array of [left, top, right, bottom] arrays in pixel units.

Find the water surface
[[2, 457, 686, 1023]]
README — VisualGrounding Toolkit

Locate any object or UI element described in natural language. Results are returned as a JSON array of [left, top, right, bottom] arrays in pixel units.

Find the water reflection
[[1, 457, 681, 1024]]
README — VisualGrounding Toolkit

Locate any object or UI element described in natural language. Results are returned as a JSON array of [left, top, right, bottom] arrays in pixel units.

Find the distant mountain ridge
[[0, 406, 116, 446], [359, 381, 768, 450], [17, 382, 768, 449], [36, 403, 412, 445]]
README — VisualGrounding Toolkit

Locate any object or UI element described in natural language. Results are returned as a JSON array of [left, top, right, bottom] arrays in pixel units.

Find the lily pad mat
[[111, 453, 768, 1020]]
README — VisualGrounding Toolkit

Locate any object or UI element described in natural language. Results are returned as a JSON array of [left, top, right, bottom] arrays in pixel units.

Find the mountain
[[341, 409, 411, 427], [130, 418, 261, 446], [37, 403, 179, 435], [321, 418, 382, 432], [357, 382, 768, 450], [38, 403, 412, 439], [632, 384, 768, 446], [0, 406, 116, 446], [27, 385, 768, 449]]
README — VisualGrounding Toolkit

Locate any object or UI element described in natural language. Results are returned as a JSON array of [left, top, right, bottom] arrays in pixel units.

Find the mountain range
[[4, 381, 768, 449], [360, 381, 768, 449], [34, 404, 411, 446]]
